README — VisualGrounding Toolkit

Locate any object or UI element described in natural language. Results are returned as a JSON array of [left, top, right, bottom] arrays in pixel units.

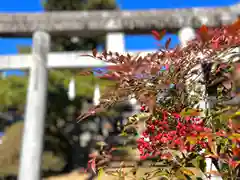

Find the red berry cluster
[[137, 111, 211, 160]]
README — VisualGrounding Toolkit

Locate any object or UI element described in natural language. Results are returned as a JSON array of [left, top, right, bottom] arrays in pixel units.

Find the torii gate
[[0, 3, 239, 180]]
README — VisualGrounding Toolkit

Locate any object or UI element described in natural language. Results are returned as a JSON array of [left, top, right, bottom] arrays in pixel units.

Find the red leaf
[[102, 49, 107, 58], [228, 159, 240, 169], [222, 80, 232, 90], [98, 74, 113, 80], [159, 30, 166, 40], [199, 25, 210, 42], [106, 64, 125, 71], [233, 147, 240, 157], [160, 152, 172, 160], [207, 135, 218, 157], [78, 71, 92, 76], [88, 158, 96, 174], [236, 63, 240, 69], [151, 30, 166, 41], [211, 39, 220, 50], [92, 48, 97, 57], [200, 25, 208, 33], [227, 18, 240, 35], [151, 30, 160, 40], [165, 38, 171, 49]]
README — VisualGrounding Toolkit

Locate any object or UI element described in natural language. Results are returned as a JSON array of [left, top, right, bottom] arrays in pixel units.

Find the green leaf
[[174, 169, 187, 179], [151, 171, 170, 179], [180, 167, 195, 176], [189, 156, 204, 169], [119, 131, 128, 136], [187, 136, 197, 145], [178, 167, 206, 179], [228, 133, 240, 140], [97, 167, 104, 180], [230, 111, 240, 119], [180, 108, 201, 117]]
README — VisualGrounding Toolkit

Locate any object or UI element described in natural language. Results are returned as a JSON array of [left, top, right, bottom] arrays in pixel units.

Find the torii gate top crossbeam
[[0, 3, 239, 37]]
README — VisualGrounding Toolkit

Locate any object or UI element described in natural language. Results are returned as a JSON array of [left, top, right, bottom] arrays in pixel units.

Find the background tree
[[0, 0, 118, 177], [0, 72, 116, 178], [43, 0, 117, 51]]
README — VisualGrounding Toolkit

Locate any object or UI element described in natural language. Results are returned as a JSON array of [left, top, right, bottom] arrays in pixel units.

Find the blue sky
[[0, 0, 239, 75]]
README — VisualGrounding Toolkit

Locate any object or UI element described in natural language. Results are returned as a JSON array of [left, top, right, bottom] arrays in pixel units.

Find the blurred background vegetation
[[0, 0, 118, 178]]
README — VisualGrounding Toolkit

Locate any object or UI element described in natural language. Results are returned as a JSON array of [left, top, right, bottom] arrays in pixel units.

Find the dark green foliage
[[0, 71, 114, 111], [43, 0, 117, 52], [0, 70, 118, 178], [0, 70, 115, 133], [1, 0, 118, 177], [0, 76, 28, 112]]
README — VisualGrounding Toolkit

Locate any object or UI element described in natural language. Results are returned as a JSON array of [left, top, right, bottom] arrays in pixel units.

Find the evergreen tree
[[43, 0, 117, 51]]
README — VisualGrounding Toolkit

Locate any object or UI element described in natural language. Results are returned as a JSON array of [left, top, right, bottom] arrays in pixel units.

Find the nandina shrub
[[78, 19, 240, 179], [137, 115, 210, 159]]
